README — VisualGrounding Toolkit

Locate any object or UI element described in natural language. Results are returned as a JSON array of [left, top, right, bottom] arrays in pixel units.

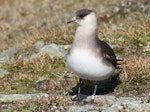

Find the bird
[[66, 9, 121, 102]]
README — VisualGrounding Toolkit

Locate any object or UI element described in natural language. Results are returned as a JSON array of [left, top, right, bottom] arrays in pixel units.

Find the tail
[[116, 59, 124, 69]]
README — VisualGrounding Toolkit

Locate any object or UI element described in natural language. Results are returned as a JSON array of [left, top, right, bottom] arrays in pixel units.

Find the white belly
[[66, 50, 115, 80]]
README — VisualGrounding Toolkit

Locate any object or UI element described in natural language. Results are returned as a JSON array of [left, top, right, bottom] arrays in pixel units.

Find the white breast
[[66, 49, 115, 80]]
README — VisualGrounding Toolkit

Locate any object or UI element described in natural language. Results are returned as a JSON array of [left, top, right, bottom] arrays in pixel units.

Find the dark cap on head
[[76, 9, 93, 19], [67, 9, 94, 24]]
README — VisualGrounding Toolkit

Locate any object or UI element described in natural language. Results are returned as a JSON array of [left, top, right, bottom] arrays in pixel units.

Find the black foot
[[72, 94, 87, 101], [90, 99, 94, 104]]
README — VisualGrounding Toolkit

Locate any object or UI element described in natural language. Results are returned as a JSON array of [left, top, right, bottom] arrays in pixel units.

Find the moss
[[147, 98, 150, 103]]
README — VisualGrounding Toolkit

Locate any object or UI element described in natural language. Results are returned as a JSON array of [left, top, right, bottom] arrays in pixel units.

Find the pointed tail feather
[[116, 59, 124, 69]]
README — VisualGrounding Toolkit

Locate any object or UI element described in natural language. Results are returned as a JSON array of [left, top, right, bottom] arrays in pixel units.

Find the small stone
[[53, 106, 57, 109], [87, 110, 99, 112], [52, 103, 57, 106], [35, 77, 47, 84], [1, 104, 7, 108], [34, 41, 45, 50], [0, 46, 20, 66], [0, 68, 9, 78], [0, 93, 49, 103], [59, 106, 64, 110], [63, 45, 71, 50], [55, 110, 60, 112], [117, 105, 123, 110]]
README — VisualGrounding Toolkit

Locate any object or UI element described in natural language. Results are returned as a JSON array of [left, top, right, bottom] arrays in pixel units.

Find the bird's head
[[67, 9, 97, 28]]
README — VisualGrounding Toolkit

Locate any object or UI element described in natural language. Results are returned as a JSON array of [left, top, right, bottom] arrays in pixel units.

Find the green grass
[[147, 98, 150, 103]]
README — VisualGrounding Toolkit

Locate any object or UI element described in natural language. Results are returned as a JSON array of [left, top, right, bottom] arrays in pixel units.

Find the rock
[[68, 95, 150, 112], [55, 110, 60, 112], [103, 100, 150, 112], [31, 77, 50, 91], [0, 93, 49, 103], [72, 95, 116, 105], [67, 105, 100, 112], [38, 44, 70, 57], [39, 44, 64, 57], [30, 44, 70, 59], [0, 68, 9, 78], [34, 41, 45, 50], [59, 106, 64, 111], [0, 46, 20, 66]]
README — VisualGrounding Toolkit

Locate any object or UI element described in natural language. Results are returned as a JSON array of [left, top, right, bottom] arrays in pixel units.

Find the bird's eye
[[78, 14, 86, 18]]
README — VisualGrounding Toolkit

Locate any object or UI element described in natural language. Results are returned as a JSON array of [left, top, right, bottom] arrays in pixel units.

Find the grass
[[1, 55, 72, 94], [147, 98, 150, 103], [115, 55, 150, 96], [0, 0, 150, 111]]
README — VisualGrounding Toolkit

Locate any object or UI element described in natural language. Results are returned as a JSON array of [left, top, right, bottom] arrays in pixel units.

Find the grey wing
[[96, 38, 119, 69]]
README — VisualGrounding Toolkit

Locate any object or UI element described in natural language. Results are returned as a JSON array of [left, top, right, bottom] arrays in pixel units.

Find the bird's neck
[[75, 25, 97, 41], [72, 25, 98, 49]]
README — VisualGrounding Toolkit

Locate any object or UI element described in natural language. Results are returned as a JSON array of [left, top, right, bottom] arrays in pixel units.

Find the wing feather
[[96, 37, 121, 69]]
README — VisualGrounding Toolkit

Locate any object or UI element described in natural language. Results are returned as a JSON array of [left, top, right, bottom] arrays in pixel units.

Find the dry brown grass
[[121, 55, 150, 81], [115, 55, 150, 96], [0, 0, 149, 50]]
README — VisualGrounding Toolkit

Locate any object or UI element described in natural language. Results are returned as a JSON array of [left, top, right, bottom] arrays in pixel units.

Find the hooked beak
[[67, 16, 76, 24]]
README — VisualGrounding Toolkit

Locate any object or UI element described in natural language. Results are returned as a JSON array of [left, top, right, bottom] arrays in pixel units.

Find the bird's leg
[[77, 78, 82, 100], [91, 81, 98, 103]]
